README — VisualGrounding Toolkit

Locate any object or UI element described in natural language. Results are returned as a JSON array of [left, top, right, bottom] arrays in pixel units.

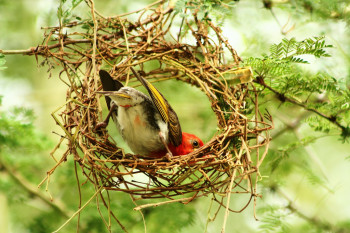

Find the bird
[[95, 69, 203, 158]]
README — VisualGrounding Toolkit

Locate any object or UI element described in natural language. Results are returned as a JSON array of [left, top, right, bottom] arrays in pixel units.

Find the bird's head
[[97, 87, 147, 107], [169, 132, 204, 156]]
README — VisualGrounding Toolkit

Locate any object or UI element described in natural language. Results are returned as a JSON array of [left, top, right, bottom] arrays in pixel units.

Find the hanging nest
[[37, 2, 273, 211]]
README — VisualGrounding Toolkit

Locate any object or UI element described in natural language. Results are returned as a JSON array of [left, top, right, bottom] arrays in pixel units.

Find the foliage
[[174, 0, 236, 23], [1, 0, 350, 232], [0, 105, 56, 229], [57, 0, 84, 24], [245, 37, 350, 142], [0, 107, 50, 161], [283, 0, 350, 25], [258, 205, 290, 233], [0, 53, 6, 70], [243, 25, 350, 232], [246, 37, 332, 77], [0, 99, 196, 232]]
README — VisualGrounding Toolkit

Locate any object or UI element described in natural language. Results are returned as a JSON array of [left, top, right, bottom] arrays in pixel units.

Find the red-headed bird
[[96, 69, 203, 158]]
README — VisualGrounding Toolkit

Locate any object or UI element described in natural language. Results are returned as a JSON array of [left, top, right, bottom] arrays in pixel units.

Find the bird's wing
[[131, 68, 183, 147], [99, 70, 124, 110], [167, 105, 183, 147]]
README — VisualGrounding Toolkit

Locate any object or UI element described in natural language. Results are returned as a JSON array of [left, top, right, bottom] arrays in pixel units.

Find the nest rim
[[43, 2, 273, 204]]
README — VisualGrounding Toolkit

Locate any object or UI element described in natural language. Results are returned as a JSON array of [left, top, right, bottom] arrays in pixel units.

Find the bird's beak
[[96, 91, 131, 99], [115, 93, 132, 99]]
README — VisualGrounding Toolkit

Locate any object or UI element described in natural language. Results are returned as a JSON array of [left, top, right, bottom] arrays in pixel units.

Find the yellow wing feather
[[130, 68, 182, 146], [146, 81, 169, 122]]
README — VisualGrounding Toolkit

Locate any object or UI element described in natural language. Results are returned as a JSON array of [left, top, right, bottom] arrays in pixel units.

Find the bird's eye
[[192, 139, 200, 148]]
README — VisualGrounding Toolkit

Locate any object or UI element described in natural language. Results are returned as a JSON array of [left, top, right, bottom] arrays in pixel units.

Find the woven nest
[[39, 2, 273, 211]]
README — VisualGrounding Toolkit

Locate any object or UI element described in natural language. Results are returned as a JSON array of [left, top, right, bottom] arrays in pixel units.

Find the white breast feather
[[113, 103, 168, 155]]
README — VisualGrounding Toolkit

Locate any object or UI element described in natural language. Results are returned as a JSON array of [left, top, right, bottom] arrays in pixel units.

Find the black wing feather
[[99, 70, 124, 110]]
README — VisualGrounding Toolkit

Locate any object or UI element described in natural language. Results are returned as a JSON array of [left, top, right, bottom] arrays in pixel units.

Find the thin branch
[[0, 39, 91, 55], [255, 78, 347, 133], [53, 183, 106, 233], [221, 168, 237, 233], [1, 2, 272, 229], [276, 188, 335, 231], [133, 193, 210, 211], [113, 0, 164, 18], [0, 158, 71, 219]]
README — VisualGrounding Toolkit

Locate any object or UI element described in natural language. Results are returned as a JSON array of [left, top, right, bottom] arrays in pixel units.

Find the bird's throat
[[120, 104, 132, 108]]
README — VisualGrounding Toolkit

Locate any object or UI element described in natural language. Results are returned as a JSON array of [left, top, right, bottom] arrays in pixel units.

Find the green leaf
[[0, 53, 7, 70]]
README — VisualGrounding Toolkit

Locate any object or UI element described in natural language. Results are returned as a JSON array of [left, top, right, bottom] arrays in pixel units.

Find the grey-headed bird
[[96, 69, 203, 158]]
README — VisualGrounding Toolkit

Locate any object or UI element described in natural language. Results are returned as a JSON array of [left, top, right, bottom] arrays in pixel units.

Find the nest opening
[[41, 2, 273, 210]]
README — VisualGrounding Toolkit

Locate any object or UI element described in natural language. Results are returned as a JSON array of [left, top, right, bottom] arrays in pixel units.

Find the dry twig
[[2, 1, 273, 230]]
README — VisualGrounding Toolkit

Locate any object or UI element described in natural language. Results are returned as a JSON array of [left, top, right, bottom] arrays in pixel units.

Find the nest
[[38, 2, 273, 212]]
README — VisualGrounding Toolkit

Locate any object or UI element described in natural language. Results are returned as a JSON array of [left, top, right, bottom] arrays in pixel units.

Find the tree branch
[[0, 158, 71, 219], [0, 39, 91, 56], [255, 78, 348, 135], [276, 188, 335, 231]]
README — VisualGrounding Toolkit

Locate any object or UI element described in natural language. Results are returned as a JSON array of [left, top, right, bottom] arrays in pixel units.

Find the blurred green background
[[1, 0, 350, 232]]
